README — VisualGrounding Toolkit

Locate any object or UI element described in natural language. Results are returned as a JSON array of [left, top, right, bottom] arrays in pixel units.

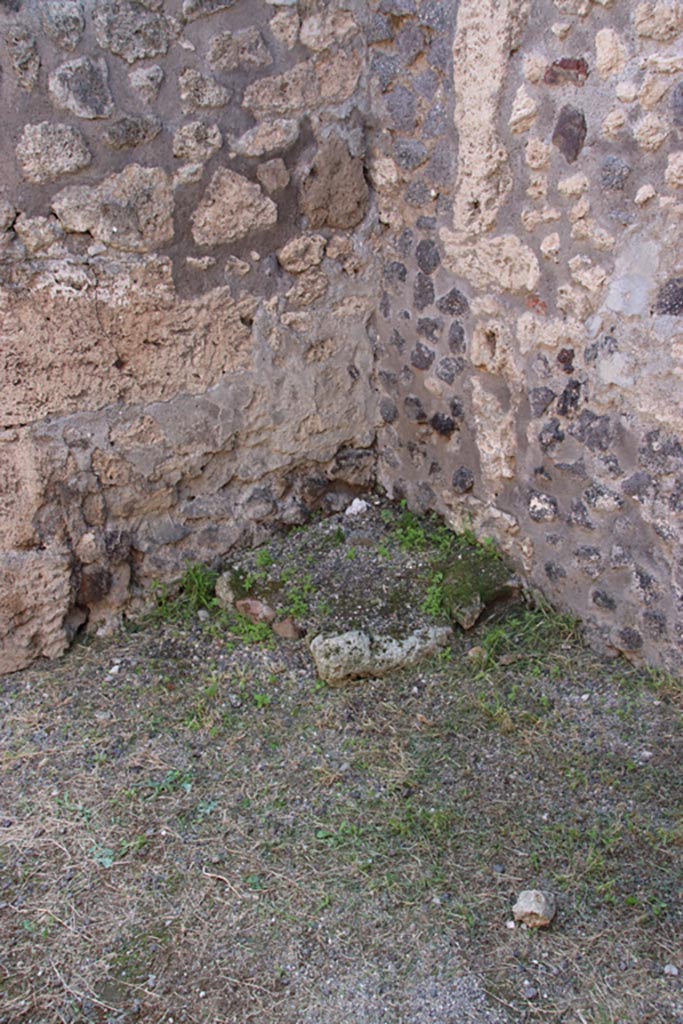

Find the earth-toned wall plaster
[[4, 0, 683, 675]]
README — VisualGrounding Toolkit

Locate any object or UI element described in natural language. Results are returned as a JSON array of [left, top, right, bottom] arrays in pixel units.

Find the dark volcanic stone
[[398, 228, 414, 256], [544, 58, 589, 86], [621, 471, 653, 497], [557, 347, 575, 373], [673, 81, 683, 126], [419, 0, 450, 30], [449, 397, 464, 419], [567, 500, 594, 529], [389, 329, 406, 352], [416, 216, 436, 231], [616, 627, 643, 651], [436, 287, 469, 316], [570, 410, 613, 451], [416, 71, 440, 101], [105, 114, 161, 149], [416, 317, 442, 340], [423, 103, 449, 137], [592, 589, 616, 611], [424, 140, 453, 185], [414, 272, 435, 311], [415, 239, 440, 274], [429, 37, 450, 72], [435, 357, 465, 383], [656, 278, 683, 316], [639, 429, 683, 471], [397, 23, 426, 64], [557, 379, 582, 417], [394, 139, 429, 171], [410, 342, 435, 370], [379, 397, 398, 424], [404, 394, 427, 422], [552, 105, 587, 164], [384, 261, 408, 286], [528, 386, 556, 418], [539, 419, 565, 451], [452, 466, 474, 493], [380, 0, 416, 11], [448, 321, 465, 353], [367, 14, 393, 43], [584, 482, 622, 510], [430, 412, 456, 436], [545, 561, 566, 581], [371, 52, 399, 91], [601, 155, 631, 191], [644, 610, 667, 637], [386, 85, 417, 131], [405, 182, 432, 206], [528, 490, 558, 522]]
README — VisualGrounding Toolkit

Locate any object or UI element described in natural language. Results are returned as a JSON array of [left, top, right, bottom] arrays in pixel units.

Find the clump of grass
[[146, 562, 218, 624]]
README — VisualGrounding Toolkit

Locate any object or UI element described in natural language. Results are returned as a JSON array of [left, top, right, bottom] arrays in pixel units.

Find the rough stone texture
[[231, 119, 299, 158], [16, 123, 91, 183], [191, 168, 277, 245], [552, 105, 588, 163], [52, 165, 174, 251], [300, 135, 369, 230], [310, 627, 452, 684], [48, 57, 114, 119], [179, 69, 230, 110], [256, 158, 289, 193], [129, 64, 164, 103], [94, 1, 172, 64], [512, 890, 556, 928], [7, 24, 40, 91], [208, 27, 272, 70], [41, 1, 85, 51], [172, 121, 222, 162], [104, 114, 162, 150]]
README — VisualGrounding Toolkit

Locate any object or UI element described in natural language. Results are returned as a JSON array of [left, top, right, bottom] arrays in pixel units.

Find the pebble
[[513, 889, 556, 928], [235, 598, 276, 624], [345, 497, 369, 516], [664, 964, 679, 977]]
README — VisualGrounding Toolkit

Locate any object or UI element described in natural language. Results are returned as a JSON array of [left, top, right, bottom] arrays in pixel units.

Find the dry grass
[[1, 503, 682, 1024]]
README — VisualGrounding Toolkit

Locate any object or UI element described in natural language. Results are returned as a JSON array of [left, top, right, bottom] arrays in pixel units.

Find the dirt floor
[[1, 497, 682, 1024]]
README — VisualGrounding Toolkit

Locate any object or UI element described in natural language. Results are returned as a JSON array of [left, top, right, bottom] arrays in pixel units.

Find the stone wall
[[374, 0, 683, 672], [3, 0, 683, 674], [0, 0, 377, 672]]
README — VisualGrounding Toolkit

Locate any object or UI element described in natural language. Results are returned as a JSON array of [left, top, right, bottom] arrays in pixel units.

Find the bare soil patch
[[2, 498, 682, 1024]]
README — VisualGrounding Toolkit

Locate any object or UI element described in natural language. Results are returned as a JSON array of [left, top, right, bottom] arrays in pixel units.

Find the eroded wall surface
[[0, 0, 377, 671], [4, 0, 683, 674], [375, 0, 683, 670]]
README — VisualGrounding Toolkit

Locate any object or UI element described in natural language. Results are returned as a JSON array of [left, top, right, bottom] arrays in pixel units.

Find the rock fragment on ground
[[310, 626, 452, 684], [513, 889, 556, 928], [235, 598, 276, 625]]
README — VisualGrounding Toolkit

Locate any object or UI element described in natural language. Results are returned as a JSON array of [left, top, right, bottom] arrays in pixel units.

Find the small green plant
[[255, 547, 274, 569], [393, 506, 427, 551], [229, 613, 274, 646], [282, 572, 315, 618], [146, 562, 218, 623], [253, 692, 272, 709], [421, 572, 446, 617]]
